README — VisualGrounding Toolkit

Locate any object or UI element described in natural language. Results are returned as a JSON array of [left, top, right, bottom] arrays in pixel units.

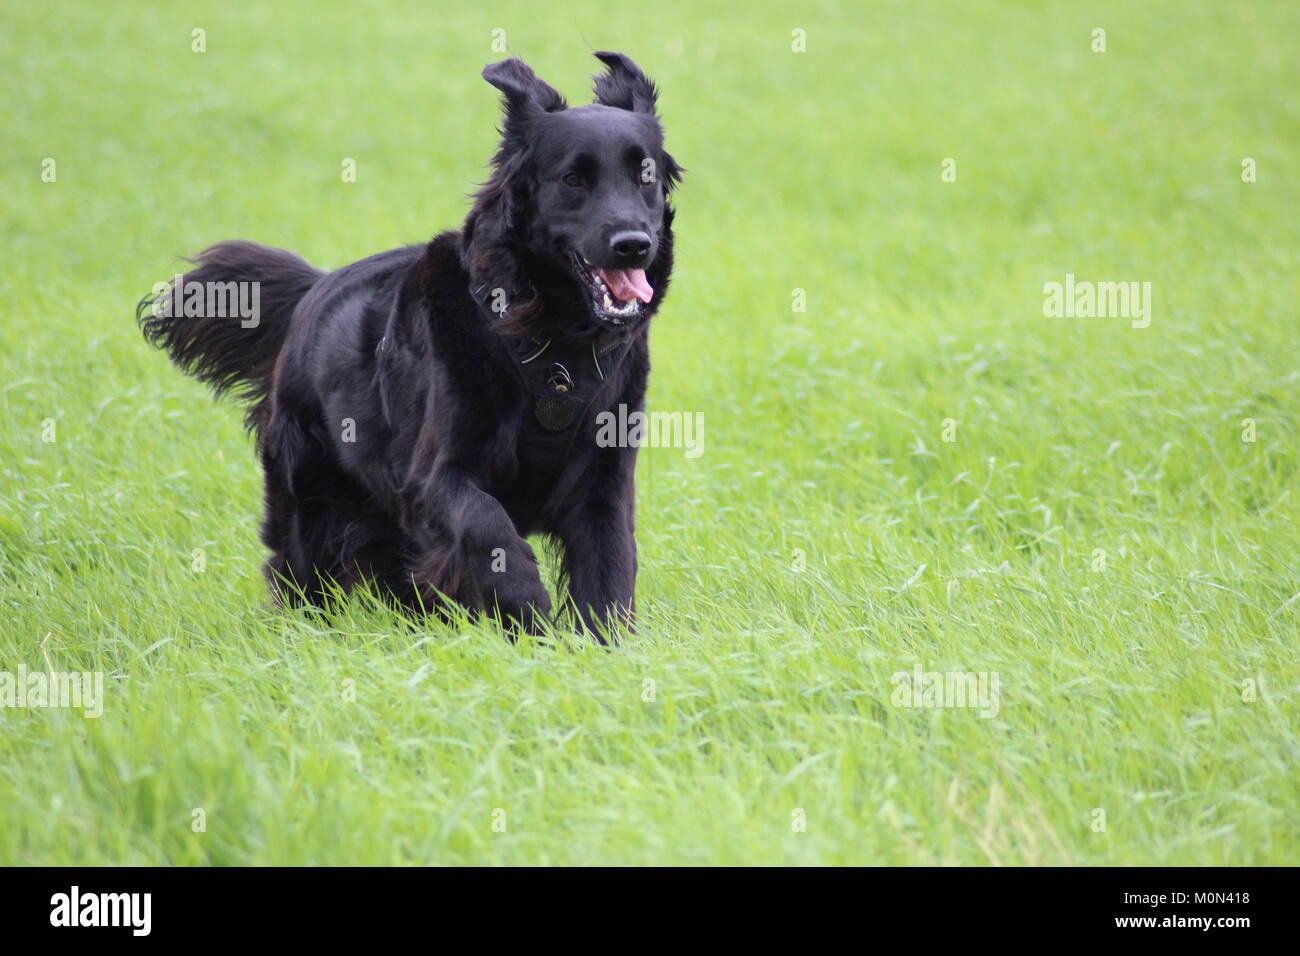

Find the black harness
[[470, 284, 635, 435]]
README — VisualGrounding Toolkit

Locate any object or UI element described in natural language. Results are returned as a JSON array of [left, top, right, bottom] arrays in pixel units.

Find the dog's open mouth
[[567, 251, 653, 324]]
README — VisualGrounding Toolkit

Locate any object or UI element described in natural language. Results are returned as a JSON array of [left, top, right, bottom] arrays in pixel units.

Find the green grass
[[2, 0, 1297, 865]]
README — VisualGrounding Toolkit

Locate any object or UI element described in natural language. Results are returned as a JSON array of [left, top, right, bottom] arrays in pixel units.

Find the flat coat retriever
[[138, 52, 683, 639]]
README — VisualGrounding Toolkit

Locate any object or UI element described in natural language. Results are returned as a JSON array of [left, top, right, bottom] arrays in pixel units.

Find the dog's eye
[[562, 172, 584, 188]]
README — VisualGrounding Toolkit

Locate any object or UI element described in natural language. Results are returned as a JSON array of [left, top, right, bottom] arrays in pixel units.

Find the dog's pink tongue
[[598, 268, 654, 304]]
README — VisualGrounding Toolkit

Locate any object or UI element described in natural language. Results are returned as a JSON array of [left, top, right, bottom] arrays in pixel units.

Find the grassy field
[[1, 0, 1296, 866]]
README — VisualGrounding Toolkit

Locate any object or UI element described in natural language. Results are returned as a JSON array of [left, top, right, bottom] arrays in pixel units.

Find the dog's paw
[[492, 584, 553, 636]]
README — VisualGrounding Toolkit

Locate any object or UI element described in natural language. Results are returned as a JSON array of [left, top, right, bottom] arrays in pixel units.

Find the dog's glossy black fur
[[138, 52, 682, 639]]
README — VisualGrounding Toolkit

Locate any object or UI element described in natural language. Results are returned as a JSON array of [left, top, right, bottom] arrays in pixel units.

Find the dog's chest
[[496, 421, 582, 524], [495, 340, 628, 519]]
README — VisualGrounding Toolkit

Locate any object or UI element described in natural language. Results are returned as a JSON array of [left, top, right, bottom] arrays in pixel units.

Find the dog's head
[[464, 52, 683, 339]]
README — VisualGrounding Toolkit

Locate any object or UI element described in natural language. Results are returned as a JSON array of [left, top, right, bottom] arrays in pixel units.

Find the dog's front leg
[[405, 466, 551, 633], [558, 495, 637, 643]]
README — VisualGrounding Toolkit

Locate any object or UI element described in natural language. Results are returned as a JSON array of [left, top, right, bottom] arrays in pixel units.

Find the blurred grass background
[[0, 0, 1296, 864]]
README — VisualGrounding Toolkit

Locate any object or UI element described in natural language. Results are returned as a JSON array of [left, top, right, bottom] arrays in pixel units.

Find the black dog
[[138, 52, 682, 639]]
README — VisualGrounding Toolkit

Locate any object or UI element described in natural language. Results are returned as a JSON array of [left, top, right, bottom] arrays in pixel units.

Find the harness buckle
[[546, 362, 574, 393]]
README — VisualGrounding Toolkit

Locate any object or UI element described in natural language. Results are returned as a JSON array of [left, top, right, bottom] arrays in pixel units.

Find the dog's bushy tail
[[137, 241, 323, 432]]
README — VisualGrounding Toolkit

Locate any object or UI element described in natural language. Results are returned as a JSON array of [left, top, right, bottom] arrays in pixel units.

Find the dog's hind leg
[[259, 403, 406, 607], [259, 422, 329, 606]]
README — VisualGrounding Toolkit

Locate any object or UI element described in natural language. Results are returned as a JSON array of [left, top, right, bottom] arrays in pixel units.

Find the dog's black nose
[[610, 231, 652, 262]]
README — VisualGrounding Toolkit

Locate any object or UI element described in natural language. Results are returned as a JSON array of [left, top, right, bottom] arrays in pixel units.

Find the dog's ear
[[592, 51, 683, 191], [482, 58, 567, 125], [591, 51, 659, 114], [660, 150, 685, 194]]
